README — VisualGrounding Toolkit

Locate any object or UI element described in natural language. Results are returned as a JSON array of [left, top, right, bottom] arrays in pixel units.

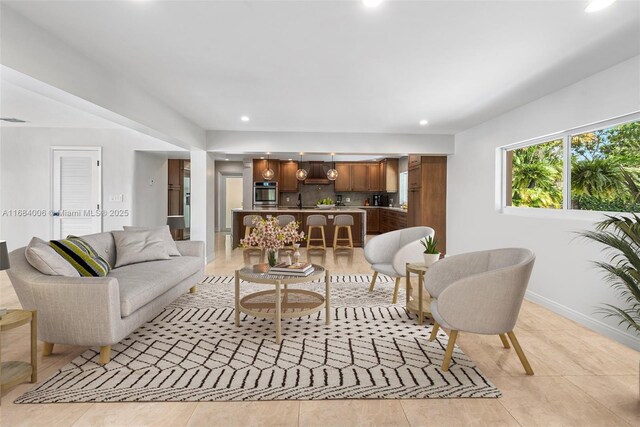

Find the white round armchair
[[364, 226, 435, 303]]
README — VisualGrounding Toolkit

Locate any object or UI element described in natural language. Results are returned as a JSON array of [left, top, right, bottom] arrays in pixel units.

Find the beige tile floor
[[1, 233, 639, 426]]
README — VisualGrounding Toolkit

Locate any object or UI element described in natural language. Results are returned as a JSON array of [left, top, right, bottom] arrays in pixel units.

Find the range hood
[[304, 161, 330, 185]]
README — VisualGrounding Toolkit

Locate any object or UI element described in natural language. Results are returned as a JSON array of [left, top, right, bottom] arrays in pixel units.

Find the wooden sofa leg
[[429, 322, 440, 341], [392, 277, 401, 304], [368, 271, 378, 292], [499, 333, 511, 349], [507, 331, 534, 375], [190, 285, 197, 294], [42, 342, 54, 356], [442, 330, 458, 372], [99, 346, 111, 365]]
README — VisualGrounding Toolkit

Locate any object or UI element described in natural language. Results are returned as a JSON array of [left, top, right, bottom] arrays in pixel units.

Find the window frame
[[501, 111, 640, 216]]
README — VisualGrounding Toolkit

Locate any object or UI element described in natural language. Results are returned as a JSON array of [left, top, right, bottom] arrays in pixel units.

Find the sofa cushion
[[123, 225, 180, 256], [49, 236, 111, 277], [108, 256, 202, 317], [78, 232, 117, 267], [25, 237, 79, 277], [112, 229, 171, 268]]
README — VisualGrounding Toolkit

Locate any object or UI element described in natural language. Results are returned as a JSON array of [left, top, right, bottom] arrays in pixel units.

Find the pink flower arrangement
[[240, 216, 305, 252]]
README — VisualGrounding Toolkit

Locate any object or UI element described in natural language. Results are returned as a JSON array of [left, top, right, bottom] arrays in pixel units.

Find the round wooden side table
[[0, 309, 37, 398], [405, 263, 433, 324], [235, 265, 330, 344]]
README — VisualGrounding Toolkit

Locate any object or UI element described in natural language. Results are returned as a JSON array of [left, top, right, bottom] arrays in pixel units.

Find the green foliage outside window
[[509, 121, 640, 212]]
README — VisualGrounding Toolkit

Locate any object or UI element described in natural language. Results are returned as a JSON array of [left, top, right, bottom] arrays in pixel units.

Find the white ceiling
[[0, 81, 123, 129], [4, 0, 640, 135]]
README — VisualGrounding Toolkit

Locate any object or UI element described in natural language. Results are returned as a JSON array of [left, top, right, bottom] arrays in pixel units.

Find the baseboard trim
[[525, 290, 640, 351]]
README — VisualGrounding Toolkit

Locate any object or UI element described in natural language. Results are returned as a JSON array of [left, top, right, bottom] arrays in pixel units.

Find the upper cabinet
[[380, 158, 399, 192], [367, 163, 381, 191], [408, 154, 422, 170], [253, 159, 280, 183], [334, 163, 352, 192], [351, 163, 369, 191], [279, 161, 299, 192]]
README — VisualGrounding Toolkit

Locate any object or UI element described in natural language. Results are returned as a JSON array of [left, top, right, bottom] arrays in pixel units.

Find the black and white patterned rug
[[16, 275, 500, 403]]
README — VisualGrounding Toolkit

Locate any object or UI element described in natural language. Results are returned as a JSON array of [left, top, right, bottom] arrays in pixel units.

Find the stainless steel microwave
[[253, 182, 278, 207]]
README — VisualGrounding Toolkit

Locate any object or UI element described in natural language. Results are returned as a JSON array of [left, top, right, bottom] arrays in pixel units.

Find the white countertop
[[232, 207, 367, 214]]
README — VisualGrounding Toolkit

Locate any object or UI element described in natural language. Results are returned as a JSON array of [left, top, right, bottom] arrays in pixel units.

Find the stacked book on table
[[269, 262, 314, 276]]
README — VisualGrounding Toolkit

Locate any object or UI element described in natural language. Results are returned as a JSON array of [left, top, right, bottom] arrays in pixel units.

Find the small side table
[[405, 263, 433, 324], [0, 310, 37, 397]]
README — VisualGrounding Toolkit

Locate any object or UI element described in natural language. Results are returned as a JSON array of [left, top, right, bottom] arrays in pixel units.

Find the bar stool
[[243, 215, 264, 262], [333, 214, 354, 250], [277, 215, 297, 259], [306, 215, 327, 250]]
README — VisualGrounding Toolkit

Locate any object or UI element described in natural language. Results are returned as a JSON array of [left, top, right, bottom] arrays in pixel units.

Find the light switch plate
[[346, 197, 351, 202]]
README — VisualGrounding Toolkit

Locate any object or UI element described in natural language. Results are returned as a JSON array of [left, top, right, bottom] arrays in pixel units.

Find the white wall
[[448, 56, 640, 349], [214, 161, 244, 231], [190, 151, 216, 262], [0, 127, 171, 250], [133, 152, 168, 228], [208, 130, 454, 155]]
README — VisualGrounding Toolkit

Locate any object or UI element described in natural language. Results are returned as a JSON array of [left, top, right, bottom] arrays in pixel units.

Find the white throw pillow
[[25, 237, 80, 277], [123, 225, 181, 256], [112, 229, 171, 268]]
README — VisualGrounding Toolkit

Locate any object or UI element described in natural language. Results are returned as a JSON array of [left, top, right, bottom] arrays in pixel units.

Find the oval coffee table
[[235, 264, 330, 344]]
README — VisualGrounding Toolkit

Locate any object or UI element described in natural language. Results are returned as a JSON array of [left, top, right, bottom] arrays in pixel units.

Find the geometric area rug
[[16, 275, 500, 403]]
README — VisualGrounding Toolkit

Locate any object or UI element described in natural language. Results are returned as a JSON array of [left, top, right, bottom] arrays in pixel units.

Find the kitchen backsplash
[[278, 183, 398, 207]]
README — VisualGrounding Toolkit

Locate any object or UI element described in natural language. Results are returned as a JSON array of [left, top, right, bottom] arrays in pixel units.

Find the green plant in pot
[[579, 213, 640, 336], [420, 235, 440, 267]]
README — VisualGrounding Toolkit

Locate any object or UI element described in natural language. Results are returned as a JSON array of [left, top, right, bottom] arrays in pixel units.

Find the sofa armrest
[[28, 275, 122, 346], [176, 240, 205, 259]]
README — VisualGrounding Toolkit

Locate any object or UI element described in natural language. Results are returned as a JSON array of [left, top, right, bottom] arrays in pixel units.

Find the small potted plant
[[420, 236, 440, 267]]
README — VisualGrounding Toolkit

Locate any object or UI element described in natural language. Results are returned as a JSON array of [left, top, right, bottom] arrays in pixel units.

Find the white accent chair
[[364, 227, 435, 303], [424, 248, 536, 374]]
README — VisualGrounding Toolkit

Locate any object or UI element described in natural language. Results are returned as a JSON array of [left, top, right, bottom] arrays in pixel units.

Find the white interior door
[[52, 148, 102, 239], [223, 176, 243, 231]]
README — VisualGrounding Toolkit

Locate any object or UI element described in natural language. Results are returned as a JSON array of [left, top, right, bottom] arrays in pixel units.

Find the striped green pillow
[[49, 236, 111, 277]]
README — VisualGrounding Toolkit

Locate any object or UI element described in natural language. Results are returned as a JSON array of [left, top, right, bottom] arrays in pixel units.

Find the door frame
[[50, 146, 103, 239], [218, 172, 243, 233]]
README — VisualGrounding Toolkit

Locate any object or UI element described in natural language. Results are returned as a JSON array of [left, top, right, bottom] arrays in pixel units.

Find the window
[[503, 114, 640, 213], [506, 139, 564, 209], [399, 171, 408, 206]]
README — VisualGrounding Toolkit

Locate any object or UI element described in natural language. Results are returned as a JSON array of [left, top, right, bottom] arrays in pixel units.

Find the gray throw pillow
[[112, 229, 171, 268], [25, 237, 79, 277], [123, 225, 181, 256]]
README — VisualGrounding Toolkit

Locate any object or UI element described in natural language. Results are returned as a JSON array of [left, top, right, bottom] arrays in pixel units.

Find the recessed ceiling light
[[419, 119, 429, 126], [362, 0, 384, 8], [288, 158, 293, 161], [260, 156, 265, 160], [585, 0, 616, 12], [240, 115, 250, 122], [225, 158, 229, 161]]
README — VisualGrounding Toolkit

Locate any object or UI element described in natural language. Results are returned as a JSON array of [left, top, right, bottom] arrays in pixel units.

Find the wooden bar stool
[[277, 215, 297, 259], [333, 214, 354, 250], [243, 215, 264, 261], [306, 215, 327, 250]]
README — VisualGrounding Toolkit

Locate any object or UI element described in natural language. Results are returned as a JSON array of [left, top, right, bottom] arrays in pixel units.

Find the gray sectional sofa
[[7, 231, 204, 364]]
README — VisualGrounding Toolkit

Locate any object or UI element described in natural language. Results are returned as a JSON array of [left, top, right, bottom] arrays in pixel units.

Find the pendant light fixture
[[326, 152, 338, 181], [262, 153, 275, 181], [295, 152, 308, 180]]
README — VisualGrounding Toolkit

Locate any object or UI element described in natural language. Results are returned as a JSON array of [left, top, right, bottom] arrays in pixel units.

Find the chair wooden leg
[[441, 330, 458, 371], [507, 331, 534, 375], [190, 285, 197, 294], [42, 342, 54, 356], [99, 345, 111, 365], [369, 271, 378, 292], [320, 226, 326, 249], [499, 333, 510, 349], [392, 277, 401, 304], [333, 226, 339, 250], [429, 321, 440, 341], [347, 226, 353, 248]]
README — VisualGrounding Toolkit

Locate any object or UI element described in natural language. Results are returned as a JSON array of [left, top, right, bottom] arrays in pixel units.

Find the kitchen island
[[232, 207, 367, 248]]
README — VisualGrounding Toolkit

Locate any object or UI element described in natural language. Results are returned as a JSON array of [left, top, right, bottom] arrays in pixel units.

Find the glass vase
[[267, 250, 278, 267]]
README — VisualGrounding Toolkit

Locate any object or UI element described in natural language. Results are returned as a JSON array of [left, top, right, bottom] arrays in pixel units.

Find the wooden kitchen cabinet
[[379, 208, 407, 234], [367, 163, 381, 191], [350, 163, 369, 191], [334, 163, 352, 192], [408, 154, 422, 170], [380, 158, 399, 192], [407, 156, 447, 253], [252, 159, 280, 183], [279, 161, 299, 192], [364, 207, 379, 234]]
